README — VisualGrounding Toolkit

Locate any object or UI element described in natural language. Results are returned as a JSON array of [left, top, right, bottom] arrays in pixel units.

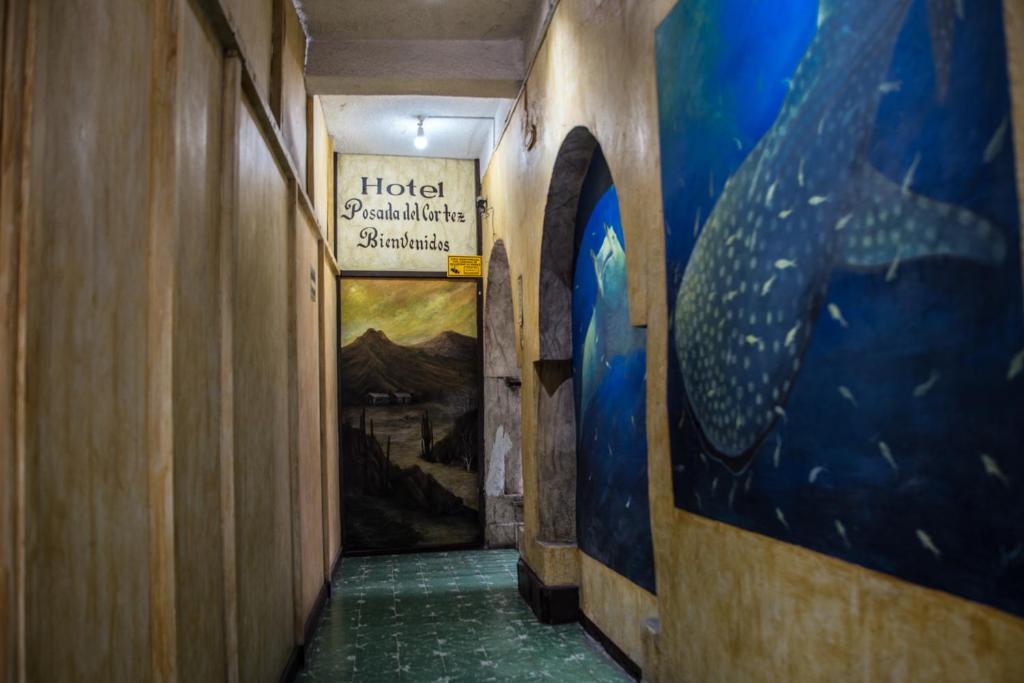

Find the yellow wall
[[0, 0, 341, 679], [481, 1, 1024, 681]]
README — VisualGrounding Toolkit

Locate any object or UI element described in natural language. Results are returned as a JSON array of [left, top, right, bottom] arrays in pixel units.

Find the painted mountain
[[340, 328, 476, 404], [412, 330, 478, 359]]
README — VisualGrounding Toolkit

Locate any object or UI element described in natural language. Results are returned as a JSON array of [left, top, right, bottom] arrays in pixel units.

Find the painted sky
[[340, 278, 477, 346]]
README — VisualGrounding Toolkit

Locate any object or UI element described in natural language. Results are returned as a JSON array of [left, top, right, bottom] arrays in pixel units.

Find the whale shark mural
[[573, 154, 655, 593], [658, 0, 1024, 614]]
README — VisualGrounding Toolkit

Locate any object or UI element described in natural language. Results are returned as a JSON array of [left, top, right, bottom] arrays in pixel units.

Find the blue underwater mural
[[573, 153, 656, 593], [657, 0, 1024, 613]]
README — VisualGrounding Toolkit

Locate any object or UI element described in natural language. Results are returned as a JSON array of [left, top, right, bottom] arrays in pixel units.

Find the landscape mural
[[572, 152, 656, 593], [340, 278, 482, 551], [657, 0, 1024, 613]]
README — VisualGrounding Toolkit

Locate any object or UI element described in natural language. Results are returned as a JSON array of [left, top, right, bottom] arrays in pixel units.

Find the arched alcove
[[534, 130, 656, 593], [535, 127, 599, 544], [483, 240, 524, 548]]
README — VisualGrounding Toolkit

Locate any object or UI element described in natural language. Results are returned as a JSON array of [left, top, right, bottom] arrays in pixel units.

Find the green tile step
[[298, 550, 633, 682]]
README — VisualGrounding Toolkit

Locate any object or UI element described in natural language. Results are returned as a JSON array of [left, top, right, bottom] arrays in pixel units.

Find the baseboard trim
[[579, 611, 642, 681], [278, 644, 301, 683], [304, 580, 331, 648], [516, 557, 579, 624]]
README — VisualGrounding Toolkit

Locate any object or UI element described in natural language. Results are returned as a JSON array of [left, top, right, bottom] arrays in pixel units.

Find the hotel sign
[[335, 154, 478, 273]]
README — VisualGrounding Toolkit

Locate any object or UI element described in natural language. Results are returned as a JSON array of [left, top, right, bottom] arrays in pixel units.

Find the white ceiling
[[322, 95, 513, 169], [296, 0, 544, 41], [297, 0, 556, 98]]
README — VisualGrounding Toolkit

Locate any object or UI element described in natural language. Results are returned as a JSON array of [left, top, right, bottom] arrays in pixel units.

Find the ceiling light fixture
[[414, 116, 428, 150]]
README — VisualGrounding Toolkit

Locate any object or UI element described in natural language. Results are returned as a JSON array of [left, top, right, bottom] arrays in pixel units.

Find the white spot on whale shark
[[581, 224, 644, 417], [672, 0, 1005, 474]]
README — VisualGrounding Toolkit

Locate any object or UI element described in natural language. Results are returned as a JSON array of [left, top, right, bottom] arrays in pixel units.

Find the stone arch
[[535, 127, 599, 544], [483, 240, 523, 547]]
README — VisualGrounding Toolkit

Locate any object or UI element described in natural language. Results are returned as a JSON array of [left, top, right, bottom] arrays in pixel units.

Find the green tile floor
[[298, 550, 633, 682]]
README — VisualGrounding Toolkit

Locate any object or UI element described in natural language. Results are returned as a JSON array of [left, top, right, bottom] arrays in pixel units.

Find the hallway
[[299, 551, 631, 683]]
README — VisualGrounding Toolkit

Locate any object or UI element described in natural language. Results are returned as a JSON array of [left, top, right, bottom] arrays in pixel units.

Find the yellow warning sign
[[447, 255, 482, 278]]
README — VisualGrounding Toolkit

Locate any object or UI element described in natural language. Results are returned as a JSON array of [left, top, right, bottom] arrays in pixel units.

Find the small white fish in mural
[[827, 303, 849, 328], [778, 209, 794, 219], [785, 322, 801, 347], [774, 405, 788, 422], [913, 371, 941, 397], [726, 230, 742, 246], [761, 275, 777, 297], [773, 436, 782, 468], [699, 452, 708, 466], [723, 290, 740, 303], [774, 258, 797, 270], [878, 441, 898, 471], [734, 137, 743, 150], [808, 195, 829, 206], [765, 181, 779, 208], [984, 117, 1009, 164], [694, 492, 703, 511], [885, 248, 903, 282], [625, 497, 632, 509], [835, 520, 852, 549], [798, 158, 806, 187], [728, 481, 738, 509], [917, 529, 942, 559], [693, 206, 703, 237], [809, 466, 827, 484], [981, 454, 1011, 487], [1008, 348, 1024, 381], [902, 152, 921, 195], [838, 385, 858, 407], [878, 81, 902, 94], [711, 478, 719, 496], [745, 335, 765, 351], [834, 212, 854, 231], [776, 507, 789, 530], [817, 114, 828, 136]]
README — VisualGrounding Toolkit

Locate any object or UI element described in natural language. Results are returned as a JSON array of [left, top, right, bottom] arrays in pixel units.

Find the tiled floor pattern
[[298, 550, 633, 682]]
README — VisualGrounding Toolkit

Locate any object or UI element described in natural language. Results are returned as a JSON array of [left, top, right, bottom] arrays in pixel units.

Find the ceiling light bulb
[[414, 120, 428, 150]]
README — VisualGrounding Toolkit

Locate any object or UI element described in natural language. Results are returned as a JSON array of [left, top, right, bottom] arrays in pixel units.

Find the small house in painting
[[392, 392, 413, 404], [366, 392, 390, 406]]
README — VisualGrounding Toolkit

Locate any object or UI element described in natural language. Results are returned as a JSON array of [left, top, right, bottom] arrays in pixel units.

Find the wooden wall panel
[[310, 97, 330, 232], [320, 251, 341, 571], [173, 5, 226, 680], [0, 0, 27, 679], [223, 0, 273, 104], [24, 1, 154, 679], [280, 1, 307, 188], [294, 209, 324, 629], [234, 99, 293, 683]]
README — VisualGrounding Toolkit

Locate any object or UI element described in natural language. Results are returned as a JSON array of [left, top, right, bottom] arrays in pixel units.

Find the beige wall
[[0, 0, 341, 679], [278, 0, 308, 188], [293, 207, 326, 634], [481, 0, 1024, 681], [224, 0, 274, 103], [23, 0, 157, 678], [320, 246, 343, 572]]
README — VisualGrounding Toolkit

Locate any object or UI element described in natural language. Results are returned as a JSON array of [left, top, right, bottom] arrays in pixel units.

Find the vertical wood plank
[[317, 241, 331, 581], [286, 179, 304, 645], [0, 0, 32, 679], [218, 52, 242, 683], [146, 0, 180, 678]]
